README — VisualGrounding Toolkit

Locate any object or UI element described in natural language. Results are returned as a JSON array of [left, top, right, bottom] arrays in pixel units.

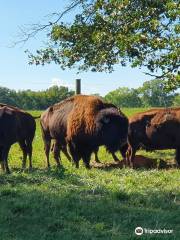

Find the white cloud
[[50, 77, 74, 90]]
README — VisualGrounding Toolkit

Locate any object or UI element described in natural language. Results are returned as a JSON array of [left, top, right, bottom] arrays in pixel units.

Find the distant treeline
[[0, 86, 74, 110], [0, 79, 179, 110], [104, 79, 180, 108]]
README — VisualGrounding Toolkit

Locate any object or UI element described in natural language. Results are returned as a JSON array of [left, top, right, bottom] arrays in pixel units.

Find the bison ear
[[102, 116, 110, 124]]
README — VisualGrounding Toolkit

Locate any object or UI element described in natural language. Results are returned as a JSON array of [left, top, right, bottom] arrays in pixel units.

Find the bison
[[0, 107, 18, 173], [0, 104, 36, 173], [92, 155, 168, 170], [127, 108, 180, 167], [123, 155, 168, 169], [40, 95, 128, 169]]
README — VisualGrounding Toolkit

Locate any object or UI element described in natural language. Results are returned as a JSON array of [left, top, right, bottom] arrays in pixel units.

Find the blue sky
[[0, 0, 153, 96]]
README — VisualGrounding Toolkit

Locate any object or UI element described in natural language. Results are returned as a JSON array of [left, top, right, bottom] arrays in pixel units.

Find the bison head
[[95, 108, 128, 152]]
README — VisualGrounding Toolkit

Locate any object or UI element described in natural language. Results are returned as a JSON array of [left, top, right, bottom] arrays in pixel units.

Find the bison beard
[[41, 95, 128, 169]]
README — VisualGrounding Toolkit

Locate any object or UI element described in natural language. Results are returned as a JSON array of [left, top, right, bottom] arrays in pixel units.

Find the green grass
[[0, 109, 179, 240]]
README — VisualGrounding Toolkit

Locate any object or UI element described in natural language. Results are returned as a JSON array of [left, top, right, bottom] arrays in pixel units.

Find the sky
[[0, 0, 153, 96]]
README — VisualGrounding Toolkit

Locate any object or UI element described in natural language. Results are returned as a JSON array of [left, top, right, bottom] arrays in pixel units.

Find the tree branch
[[12, 0, 82, 46]]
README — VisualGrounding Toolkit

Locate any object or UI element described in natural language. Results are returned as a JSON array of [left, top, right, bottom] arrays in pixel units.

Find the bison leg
[[118, 143, 129, 167], [82, 151, 91, 169], [41, 128, 51, 168], [94, 147, 101, 163], [0, 147, 5, 171], [119, 143, 128, 159], [2, 146, 11, 174], [44, 139, 51, 168], [26, 140, 33, 170], [0, 162, 5, 171], [53, 141, 61, 167], [61, 145, 72, 162], [126, 145, 136, 168], [75, 160, 79, 168], [19, 140, 28, 169], [175, 147, 180, 167], [111, 152, 119, 162], [68, 142, 80, 168]]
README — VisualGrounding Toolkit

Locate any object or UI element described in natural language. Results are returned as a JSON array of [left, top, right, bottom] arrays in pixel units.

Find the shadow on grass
[[0, 169, 179, 240], [0, 166, 85, 187]]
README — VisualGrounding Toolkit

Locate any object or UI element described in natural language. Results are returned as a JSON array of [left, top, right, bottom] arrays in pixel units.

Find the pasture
[[0, 108, 179, 240]]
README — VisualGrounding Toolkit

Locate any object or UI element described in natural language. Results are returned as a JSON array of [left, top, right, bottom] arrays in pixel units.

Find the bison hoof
[[75, 164, 79, 169], [85, 165, 91, 170], [6, 169, 11, 174]]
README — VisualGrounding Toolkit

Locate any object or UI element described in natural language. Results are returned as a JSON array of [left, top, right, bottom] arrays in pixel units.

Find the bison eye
[[102, 116, 110, 124]]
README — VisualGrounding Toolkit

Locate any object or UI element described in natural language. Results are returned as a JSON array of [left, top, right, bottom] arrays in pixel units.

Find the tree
[[0, 87, 18, 106], [0, 86, 74, 110], [138, 79, 175, 107], [104, 87, 142, 107], [23, 0, 179, 91], [173, 94, 180, 106]]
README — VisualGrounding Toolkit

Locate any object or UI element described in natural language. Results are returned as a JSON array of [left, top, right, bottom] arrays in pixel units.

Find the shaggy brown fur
[[67, 95, 105, 139]]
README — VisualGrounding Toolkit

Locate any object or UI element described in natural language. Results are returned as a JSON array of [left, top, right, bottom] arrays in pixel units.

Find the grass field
[[0, 108, 179, 240]]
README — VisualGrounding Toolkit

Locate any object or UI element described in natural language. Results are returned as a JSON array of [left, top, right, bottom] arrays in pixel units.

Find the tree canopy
[[25, 0, 180, 91], [104, 79, 176, 107], [104, 87, 142, 107]]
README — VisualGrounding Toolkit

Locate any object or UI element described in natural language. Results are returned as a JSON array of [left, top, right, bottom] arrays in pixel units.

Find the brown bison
[[92, 155, 168, 170], [0, 104, 36, 173], [124, 155, 168, 169], [127, 108, 180, 167], [40, 95, 128, 169]]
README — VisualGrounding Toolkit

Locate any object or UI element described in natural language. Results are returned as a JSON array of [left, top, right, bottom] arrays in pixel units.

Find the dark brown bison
[[0, 105, 36, 173], [40, 95, 128, 169], [127, 108, 180, 167], [123, 155, 168, 169], [0, 107, 18, 173]]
